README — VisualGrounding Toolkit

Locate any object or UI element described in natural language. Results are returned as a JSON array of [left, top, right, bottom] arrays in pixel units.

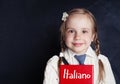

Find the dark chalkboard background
[[0, 0, 119, 84]]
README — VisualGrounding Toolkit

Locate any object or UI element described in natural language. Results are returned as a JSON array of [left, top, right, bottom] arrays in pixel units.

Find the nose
[[74, 32, 81, 40]]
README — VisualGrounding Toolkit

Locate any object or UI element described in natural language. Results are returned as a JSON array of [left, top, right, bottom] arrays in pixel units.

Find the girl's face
[[65, 14, 95, 54]]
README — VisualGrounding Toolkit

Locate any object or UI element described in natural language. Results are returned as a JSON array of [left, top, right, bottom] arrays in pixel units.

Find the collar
[[65, 46, 96, 58], [86, 46, 97, 58]]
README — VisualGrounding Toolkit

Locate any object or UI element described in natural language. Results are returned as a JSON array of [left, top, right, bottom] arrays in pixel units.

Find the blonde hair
[[59, 8, 105, 83]]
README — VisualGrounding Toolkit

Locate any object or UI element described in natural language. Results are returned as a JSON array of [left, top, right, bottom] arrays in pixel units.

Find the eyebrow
[[66, 28, 74, 29], [81, 28, 90, 30], [65, 28, 75, 30], [66, 27, 90, 30]]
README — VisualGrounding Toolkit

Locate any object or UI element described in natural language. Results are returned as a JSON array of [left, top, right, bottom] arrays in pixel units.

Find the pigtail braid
[[98, 59, 104, 82], [58, 36, 64, 75], [94, 34, 105, 83], [94, 35, 100, 56], [58, 22, 66, 77]]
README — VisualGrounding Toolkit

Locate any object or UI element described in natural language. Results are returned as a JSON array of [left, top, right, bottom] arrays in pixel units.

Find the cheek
[[64, 37, 70, 47], [84, 35, 94, 43], [65, 33, 73, 41], [65, 36, 71, 43], [87, 32, 94, 41], [64, 35, 74, 46]]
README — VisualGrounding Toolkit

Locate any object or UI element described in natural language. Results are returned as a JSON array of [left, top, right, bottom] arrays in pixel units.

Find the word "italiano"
[[63, 69, 91, 79]]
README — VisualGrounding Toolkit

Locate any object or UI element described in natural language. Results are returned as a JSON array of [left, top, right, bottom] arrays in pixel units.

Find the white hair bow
[[62, 12, 69, 22]]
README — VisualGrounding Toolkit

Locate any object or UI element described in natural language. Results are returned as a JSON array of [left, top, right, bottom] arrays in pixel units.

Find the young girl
[[43, 8, 116, 84]]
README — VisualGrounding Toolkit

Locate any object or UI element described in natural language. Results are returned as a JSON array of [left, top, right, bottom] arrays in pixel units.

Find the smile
[[72, 43, 84, 47]]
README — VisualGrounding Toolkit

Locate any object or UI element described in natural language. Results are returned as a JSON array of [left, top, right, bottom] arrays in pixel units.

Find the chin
[[73, 50, 82, 54], [73, 48, 86, 54]]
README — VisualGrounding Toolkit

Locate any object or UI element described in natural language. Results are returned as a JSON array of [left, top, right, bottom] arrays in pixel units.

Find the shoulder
[[43, 55, 60, 84], [46, 55, 59, 67], [98, 54, 110, 64], [98, 54, 108, 59]]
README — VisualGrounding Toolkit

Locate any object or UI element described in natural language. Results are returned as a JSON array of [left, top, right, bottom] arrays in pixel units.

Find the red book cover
[[60, 65, 94, 84]]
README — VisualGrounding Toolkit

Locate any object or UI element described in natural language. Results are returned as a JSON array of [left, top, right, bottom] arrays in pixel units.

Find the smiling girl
[[43, 8, 116, 84]]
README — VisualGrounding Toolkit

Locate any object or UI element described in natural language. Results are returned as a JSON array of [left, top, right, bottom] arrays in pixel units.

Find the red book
[[60, 65, 94, 84]]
